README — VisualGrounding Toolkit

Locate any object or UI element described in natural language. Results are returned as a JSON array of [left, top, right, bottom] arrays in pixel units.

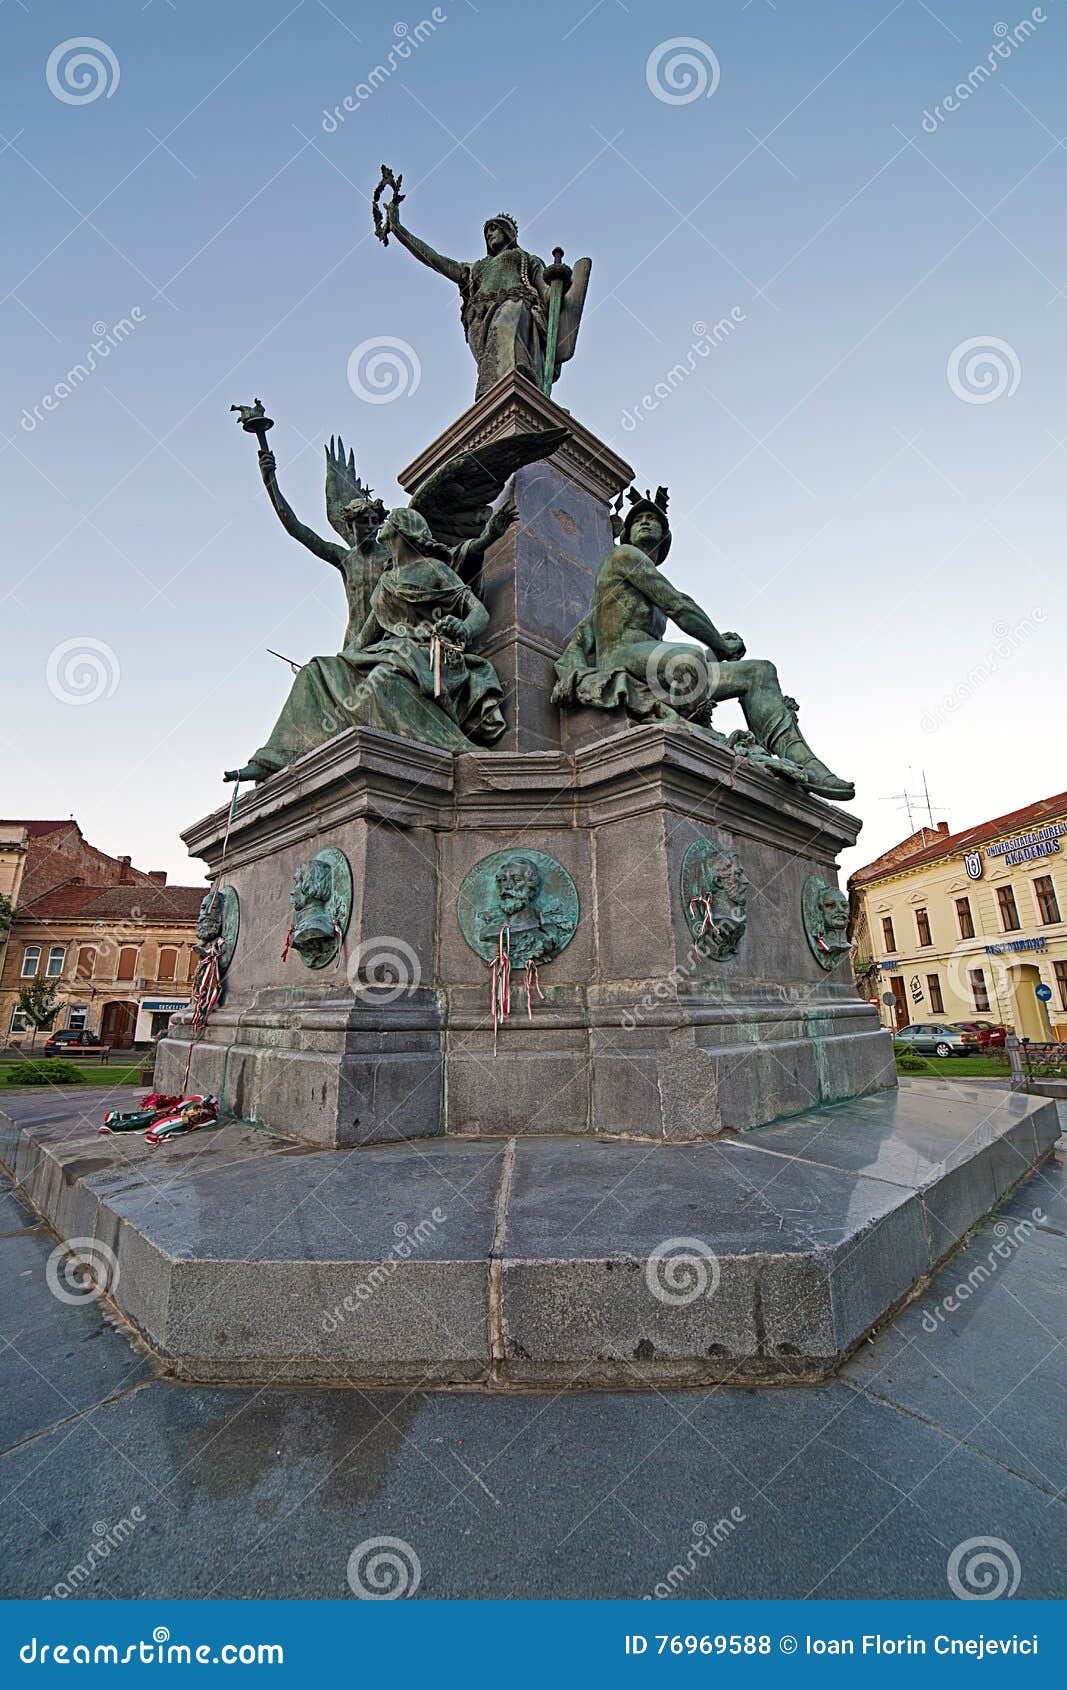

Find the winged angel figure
[[225, 418, 569, 781]]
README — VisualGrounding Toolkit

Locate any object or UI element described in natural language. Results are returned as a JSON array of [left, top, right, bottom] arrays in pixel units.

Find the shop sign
[[984, 937, 1047, 956]]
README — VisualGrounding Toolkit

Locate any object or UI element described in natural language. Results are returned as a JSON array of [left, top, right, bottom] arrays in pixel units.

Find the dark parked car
[[895, 1023, 981, 1058], [42, 1029, 102, 1056], [956, 1020, 1007, 1048]]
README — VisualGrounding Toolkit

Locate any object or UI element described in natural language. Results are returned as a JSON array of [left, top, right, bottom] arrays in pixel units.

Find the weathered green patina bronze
[[224, 422, 569, 782], [802, 876, 851, 970], [680, 839, 748, 961], [195, 886, 239, 973], [457, 850, 579, 969], [288, 848, 353, 969], [374, 165, 591, 399], [553, 488, 856, 802]]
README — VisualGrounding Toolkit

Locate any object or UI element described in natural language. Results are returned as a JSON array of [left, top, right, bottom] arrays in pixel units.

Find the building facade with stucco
[[849, 791, 1067, 1042], [0, 820, 205, 1050]]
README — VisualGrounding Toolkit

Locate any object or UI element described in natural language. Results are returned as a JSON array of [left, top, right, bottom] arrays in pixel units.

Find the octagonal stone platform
[[1, 1079, 1057, 1388]]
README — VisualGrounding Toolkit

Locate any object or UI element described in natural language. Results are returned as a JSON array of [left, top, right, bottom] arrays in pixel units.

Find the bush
[[895, 1053, 926, 1073], [5, 1060, 85, 1085]]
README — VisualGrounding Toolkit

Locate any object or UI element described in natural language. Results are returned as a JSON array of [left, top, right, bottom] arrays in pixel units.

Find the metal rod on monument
[[267, 649, 302, 676], [541, 247, 571, 398], [230, 398, 274, 451]]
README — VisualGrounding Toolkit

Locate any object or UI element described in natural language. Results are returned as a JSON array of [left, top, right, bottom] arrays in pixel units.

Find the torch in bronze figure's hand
[[541, 247, 573, 398], [372, 164, 405, 245], [231, 399, 274, 451]]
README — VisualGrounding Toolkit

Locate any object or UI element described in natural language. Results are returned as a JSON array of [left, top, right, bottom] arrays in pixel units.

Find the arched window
[[117, 946, 138, 981], [20, 945, 41, 977], [76, 946, 97, 981], [46, 945, 66, 978], [157, 947, 178, 981]]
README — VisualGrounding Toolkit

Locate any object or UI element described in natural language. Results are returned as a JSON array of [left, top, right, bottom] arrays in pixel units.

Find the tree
[[0, 893, 13, 935], [16, 979, 60, 1053]]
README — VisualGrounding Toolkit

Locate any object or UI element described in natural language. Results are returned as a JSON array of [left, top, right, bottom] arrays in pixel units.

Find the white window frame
[[20, 945, 41, 978], [8, 1007, 31, 1033], [46, 945, 66, 978], [66, 1006, 88, 1031]]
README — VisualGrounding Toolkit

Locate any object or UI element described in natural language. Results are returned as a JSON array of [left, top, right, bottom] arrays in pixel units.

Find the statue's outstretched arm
[[620, 550, 728, 655], [259, 450, 345, 568], [389, 206, 467, 286]]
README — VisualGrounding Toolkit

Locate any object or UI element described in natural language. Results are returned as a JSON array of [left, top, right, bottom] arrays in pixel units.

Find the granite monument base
[[154, 723, 894, 1147], [1, 1079, 1057, 1386]]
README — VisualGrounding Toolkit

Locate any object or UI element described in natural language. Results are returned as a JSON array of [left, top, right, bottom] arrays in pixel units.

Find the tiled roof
[[851, 790, 1067, 885], [0, 820, 72, 837], [18, 883, 204, 922]]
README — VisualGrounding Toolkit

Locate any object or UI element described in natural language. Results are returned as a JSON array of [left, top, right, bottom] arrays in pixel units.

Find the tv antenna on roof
[[881, 769, 945, 833]]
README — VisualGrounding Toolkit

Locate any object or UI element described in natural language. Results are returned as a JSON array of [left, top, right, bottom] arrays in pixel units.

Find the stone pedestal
[[398, 371, 633, 753], [155, 723, 894, 1147]]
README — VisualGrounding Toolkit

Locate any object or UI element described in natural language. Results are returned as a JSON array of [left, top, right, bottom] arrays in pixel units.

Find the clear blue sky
[[2, 0, 1063, 884]]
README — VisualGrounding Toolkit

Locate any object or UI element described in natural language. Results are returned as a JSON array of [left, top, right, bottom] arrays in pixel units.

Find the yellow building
[[850, 790, 1067, 1042]]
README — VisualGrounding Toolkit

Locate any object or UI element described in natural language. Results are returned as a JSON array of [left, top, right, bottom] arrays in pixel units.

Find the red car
[[956, 1021, 1007, 1048]]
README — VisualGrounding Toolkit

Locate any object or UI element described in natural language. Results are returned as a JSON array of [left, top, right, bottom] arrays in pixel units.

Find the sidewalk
[[0, 1097, 1063, 1600]]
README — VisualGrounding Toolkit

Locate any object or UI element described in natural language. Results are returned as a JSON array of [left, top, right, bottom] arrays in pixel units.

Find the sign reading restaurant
[[986, 820, 1066, 866]]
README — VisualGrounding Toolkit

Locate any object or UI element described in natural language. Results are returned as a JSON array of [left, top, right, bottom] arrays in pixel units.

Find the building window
[[117, 946, 138, 981], [76, 946, 96, 981], [956, 897, 975, 940], [8, 1008, 31, 1034], [1056, 960, 1067, 1012], [881, 916, 896, 953], [1034, 875, 1061, 925], [927, 974, 944, 1014], [915, 908, 932, 947], [970, 968, 991, 1013], [46, 945, 66, 978], [996, 885, 1020, 932], [157, 946, 178, 981], [66, 1007, 88, 1032], [186, 948, 197, 981], [20, 945, 41, 977]]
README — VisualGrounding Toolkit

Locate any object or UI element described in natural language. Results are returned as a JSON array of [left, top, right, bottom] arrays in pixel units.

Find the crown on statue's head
[[484, 212, 519, 241]]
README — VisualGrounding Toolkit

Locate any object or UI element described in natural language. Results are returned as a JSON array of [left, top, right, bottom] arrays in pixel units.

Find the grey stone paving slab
[[844, 1148, 1067, 1500], [743, 1081, 1059, 1260], [1, 1155, 1065, 1601], [1, 1368, 1063, 1600], [0, 1221, 152, 1455]]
